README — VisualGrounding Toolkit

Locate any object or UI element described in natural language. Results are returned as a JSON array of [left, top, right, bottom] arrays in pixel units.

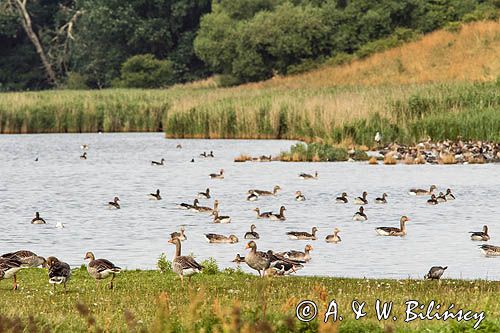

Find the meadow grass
[[0, 267, 499, 332]]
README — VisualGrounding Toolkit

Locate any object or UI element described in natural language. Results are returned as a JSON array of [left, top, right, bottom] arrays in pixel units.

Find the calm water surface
[[0, 133, 498, 280]]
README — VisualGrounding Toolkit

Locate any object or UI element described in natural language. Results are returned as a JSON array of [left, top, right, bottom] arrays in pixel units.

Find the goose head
[[311, 227, 318, 235], [114, 197, 120, 203], [156, 189, 160, 195], [483, 225, 488, 234], [84, 252, 95, 261], [362, 191, 368, 198], [46, 256, 59, 268], [168, 237, 181, 246], [446, 188, 452, 194], [279, 206, 286, 213], [430, 185, 437, 192], [359, 206, 365, 213], [229, 235, 239, 243], [400, 216, 410, 225], [35, 212, 40, 218], [245, 240, 257, 251], [382, 193, 388, 198], [305, 244, 313, 252], [273, 185, 281, 193], [250, 224, 257, 232]]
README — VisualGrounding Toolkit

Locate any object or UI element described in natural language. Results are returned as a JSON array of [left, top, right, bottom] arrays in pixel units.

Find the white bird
[[375, 132, 381, 144], [55, 222, 65, 229]]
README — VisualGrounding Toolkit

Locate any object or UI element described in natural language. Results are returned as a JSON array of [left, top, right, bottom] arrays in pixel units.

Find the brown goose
[[445, 188, 455, 200], [354, 191, 368, 205], [374, 193, 388, 204], [427, 194, 439, 205], [212, 210, 231, 223], [170, 227, 187, 241], [270, 206, 286, 221], [1, 250, 46, 267], [336, 192, 348, 203], [436, 192, 447, 203], [409, 185, 437, 196], [178, 198, 199, 210], [278, 245, 313, 262], [244, 241, 270, 277], [0, 257, 23, 290], [325, 228, 341, 243], [149, 189, 162, 200], [244, 224, 259, 239], [205, 233, 239, 244], [193, 199, 219, 213], [299, 171, 318, 179], [80, 152, 87, 160], [108, 197, 120, 209], [375, 216, 410, 237], [470, 225, 490, 241], [46, 256, 71, 292], [84, 252, 121, 289], [287, 227, 318, 240], [209, 169, 224, 179], [168, 237, 203, 285], [249, 185, 281, 196], [247, 191, 259, 201], [31, 212, 46, 224], [352, 206, 367, 221], [424, 266, 447, 280], [295, 191, 306, 201], [197, 188, 211, 199], [479, 244, 500, 257], [253, 208, 272, 219]]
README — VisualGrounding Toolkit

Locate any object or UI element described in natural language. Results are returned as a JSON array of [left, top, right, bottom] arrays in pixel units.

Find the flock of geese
[[1, 143, 499, 291]]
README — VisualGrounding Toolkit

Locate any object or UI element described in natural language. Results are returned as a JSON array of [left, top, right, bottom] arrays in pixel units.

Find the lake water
[[0, 133, 499, 280]]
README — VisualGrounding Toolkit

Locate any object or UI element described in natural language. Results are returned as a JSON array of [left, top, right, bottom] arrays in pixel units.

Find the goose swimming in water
[[354, 191, 368, 205], [250, 186, 281, 196], [436, 192, 447, 203], [278, 244, 313, 261], [176, 144, 182, 149], [193, 200, 219, 213], [409, 185, 437, 196], [108, 197, 120, 209], [0, 257, 23, 290], [168, 237, 203, 285], [299, 171, 318, 179], [80, 152, 87, 160], [31, 212, 46, 224], [232, 254, 245, 264], [479, 244, 500, 257], [295, 191, 306, 201], [247, 191, 259, 201], [445, 188, 455, 200], [270, 206, 286, 221], [427, 194, 438, 205], [205, 233, 239, 244], [424, 266, 447, 280], [287, 227, 318, 240], [170, 227, 187, 241], [325, 228, 341, 243], [149, 189, 162, 200], [375, 216, 410, 237], [336, 192, 348, 203], [84, 252, 121, 289], [374, 193, 388, 204], [212, 210, 231, 223], [208, 151, 214, 158], [1, 250, 46, 267], [151, 158, 165, 166], [178, 198, 199, 210], [470, 225, 490, 241], [209, 169, 224, 179], [46, 256, 71, 292], [80, 144, 89, 150], [352, 206, 367, 221], [244, 224, 259, 239], [253, 208, 272, 219], [197, 188, 211, 199], [200, 152, 207, 157]]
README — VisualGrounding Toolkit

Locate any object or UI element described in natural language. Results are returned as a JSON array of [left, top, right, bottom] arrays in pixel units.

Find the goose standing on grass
[[279, 245, 313, 262], [149, 189, 162, 200], [46, 256, 71, 292], [409, 185, 437, 196], [244, 224, 259, 239], [445, 188, 456, 200], [375, 216, 410, 237], [31, 212, 46, 224], [424, 266, 447, 280], [436, 192, 447, 203], [197, 188, 211, 199], [427, 194, 438, 205], [205, 233, 239, 244], [212, 210, 231, 223], [84, 252, 121, 289], [170, 227, 187, 241], [354, 191, 368, 205], [209, 169, 224, 179], [374, 193, 388, 204], [470, 225, 490, 241], [232, 254, 245, 264], [108, 196, 120, 209], [247, 191, 259, 201], [299, 171, 318, 179], [253, 208, 272, 219], [151, 158, 165, 166], [336, 192, 348, 203], [1, 250, 46, 267], [244, 241, 270, 277], [479, 244, 500, 257], [325, 228, 341, 243], [352, 206, 367, 221], [0, 257, 23, 290], [178, 198, 199, 210], [80, 152, 87, 160], [287, 227, 318, 240], [194, 200, 219, 213], [250, 186, 281, 196], [270, 206, 286, 221], [295, 191, 306, 201], [168, 237, 203, 285]]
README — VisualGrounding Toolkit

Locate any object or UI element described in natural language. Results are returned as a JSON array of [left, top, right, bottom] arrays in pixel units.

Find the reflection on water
[[0, 133, 499, 279]]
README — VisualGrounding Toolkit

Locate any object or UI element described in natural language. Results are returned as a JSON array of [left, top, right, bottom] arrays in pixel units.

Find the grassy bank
[[0, 267, 499, 332]]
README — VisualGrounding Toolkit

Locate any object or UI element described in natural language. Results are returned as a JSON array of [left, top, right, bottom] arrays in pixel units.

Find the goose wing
[[377, 227, 399, 233], [287, 231, 311, 237], [480, 244, 500, 253], [176, 256, 203, 271], [205, 233, 225, 241], [90, 259, 120, 273], [49, 261, 71, 279]]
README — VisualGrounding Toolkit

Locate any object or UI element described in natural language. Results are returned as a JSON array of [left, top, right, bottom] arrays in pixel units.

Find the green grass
[[1, 267, 499, 332]]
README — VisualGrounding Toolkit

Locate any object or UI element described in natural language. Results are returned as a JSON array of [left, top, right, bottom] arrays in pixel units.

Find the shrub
[[157, 253, 172, 273], [116, 54, 174, 88], [201, 257, 219, 275]]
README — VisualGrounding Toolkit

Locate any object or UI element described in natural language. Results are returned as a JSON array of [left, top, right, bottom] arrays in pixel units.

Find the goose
[[295, 191, 306, 201], [244, 241, 270, 277], [354, 192, 368, 205], [250, 186, 281, 196], [299, 171, 318, 179], [375, 216, 410, 237], [80, 144, 89, 150], [352, 206, 367, 221], [336, 192, 348, 203], [193, 200, 219, 213], [436, 192, 447, 203], [208, 151, 214, 158], [232, 254, 245, 264], [212, 210, 231, 224], [247, 191, 259, 201], [55, 222, 65, 229], [325, 228, 341, 243], [149, 189, 162, 200], [409, 185, 437, 196], [1, 250, 46, 267], [84, 252, 121, 289], [445, 188, 455, 200], [270, 206, 286, 221], [287, 227, 318, 240], [168, 237, 203, 285], [424, 266, 447, 280], [267, 260, 303, 276], [205, 233, 239, 244], [46, 256, 71, 292], [197, 188, 211, 199], [374, 193, 388, 204], [279, 245, 313, 262], [151, 158, 165, 166], [470, 225, 490, 241], [479, 244, 500, 257], [209, 169, 224, 179], [80, 152, 87, 160], [170, 227, 187, 241], [244, 224, 259, 239], [0, 258, 23, 290], [190, 158, 195, 162], [427, 194, 438, 205], [253, 208, 272, 219], [267, 250, 305, 269], [31, 212, 46, 224], [178, 198, 199, 210], [108, 196, 120, 209], [200, 152, 207, 157], [176, 144, 182, 149]]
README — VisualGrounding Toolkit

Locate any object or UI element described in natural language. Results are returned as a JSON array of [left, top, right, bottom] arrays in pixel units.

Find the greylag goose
[[178, 198, 199, 210], [479, 244, 500, 257], [149, 189, 162, 200], [84, 252, 121, 289], [250, 186, 281, 196], [209, 169, 224, 179], [151, 158, 165, 166], [424, 266, 447, 280], [247, 191, 259, 201], [168, 237, 203, 284], [80, 152, 87, 160], [0, 258, 23, 290], [409, 185, 437, 196], [193, 199, 219, 213], [205, 233, 239, 244], [170, 227, 187, 241], [287, 227, 318, 240], [46, 256, 71, 292], [279, 245, 313, 262], [336, 192, 348, 203], [354, 191, 368, 205], [108, 197, 120, 209], [212, 210, 231, 223], [270, 206, 286, 221], [253, 208, 272, 219], [470, 225, 490, 241], [299, 171, 318, 179], [232, 254, 245, 264], [295, 191, 306, 201], [198, 188, 211, 199], [325, 228, 341, 243], [244, 241, 270, 277], [208, 151, 214, 158], [1, 250, 46, 267], [352, 206, 367, 221], [31, 212, 46, 224], [445, 188, 455, 200], [244, 224, 259, 239], [427, 194, 438, 205], [375, 216, 410, 236], [374, 193, 388, 204], [436, 192, 447, 203]]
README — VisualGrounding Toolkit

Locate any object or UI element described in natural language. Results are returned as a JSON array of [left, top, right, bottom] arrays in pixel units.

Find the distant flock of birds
[[2, 143, 499, 291]]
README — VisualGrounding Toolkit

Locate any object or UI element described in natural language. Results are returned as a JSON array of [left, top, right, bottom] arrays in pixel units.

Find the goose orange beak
[[245, 243, 250, 249]]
